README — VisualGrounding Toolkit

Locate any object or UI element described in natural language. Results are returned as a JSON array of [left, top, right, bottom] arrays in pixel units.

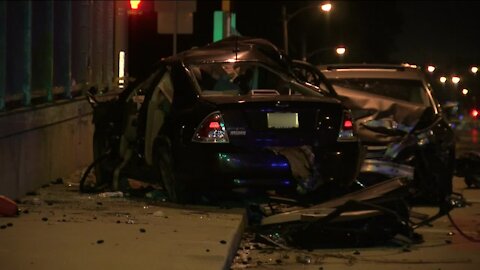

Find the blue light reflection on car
[[260, 108, 275, 112], [271, 162, 289, 168], [232, 178, 293, 186], [255, 138, 274, 143], [282, 179, 292, 186]]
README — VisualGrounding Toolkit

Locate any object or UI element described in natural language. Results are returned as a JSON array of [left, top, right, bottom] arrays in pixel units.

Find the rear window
[[329, 78, 430, 105], [188, 62, 322, 97]]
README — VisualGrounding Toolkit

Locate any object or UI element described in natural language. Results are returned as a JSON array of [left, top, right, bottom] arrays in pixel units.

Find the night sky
[[125, 0, 480, 112], [134, 0, 480, 104], [139, 1, 480, 69], [232, 1, 480, 69], [393, 1, 480, 70]]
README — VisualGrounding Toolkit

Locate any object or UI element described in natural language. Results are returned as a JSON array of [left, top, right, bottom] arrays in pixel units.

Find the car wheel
[[93, 129, 112, 187], [415, 147, 455, 203], [465, 174, 480, 188], [154, 135, 191, 203]]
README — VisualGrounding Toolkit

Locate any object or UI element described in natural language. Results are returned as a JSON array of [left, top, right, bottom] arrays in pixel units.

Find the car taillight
[[338, 110, 357, 141], [192, 111, 229, 143]]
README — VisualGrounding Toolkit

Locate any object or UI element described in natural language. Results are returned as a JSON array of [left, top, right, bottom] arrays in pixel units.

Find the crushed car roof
[[166, 36, 292, 73]]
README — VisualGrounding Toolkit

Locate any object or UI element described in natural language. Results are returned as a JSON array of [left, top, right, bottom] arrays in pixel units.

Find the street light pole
[[282, 5, 288, 53], [282, 2, 331, 55]]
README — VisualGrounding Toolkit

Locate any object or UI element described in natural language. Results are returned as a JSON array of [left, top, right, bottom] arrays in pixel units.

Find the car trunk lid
[[202, 95, 344, 149]]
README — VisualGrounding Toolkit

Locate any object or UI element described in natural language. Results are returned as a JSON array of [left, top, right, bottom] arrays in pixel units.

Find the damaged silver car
[[292, 62, 456, 203], [320, 64, 456, 203]]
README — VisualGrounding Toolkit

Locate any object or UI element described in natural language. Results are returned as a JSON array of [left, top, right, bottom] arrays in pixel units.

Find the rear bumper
[[173, 141, 362, 190]]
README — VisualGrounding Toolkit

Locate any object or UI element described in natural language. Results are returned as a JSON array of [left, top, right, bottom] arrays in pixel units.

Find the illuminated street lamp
[[427, 65, 435, 73], [336, 46, 346, 55], [320, 3, 332, 12], [472, 66, 478, 75], [462, 88, 469, 95], [440, 76, 447, 84], [452, 76, 461, 84], [282, 2, 332, 54]]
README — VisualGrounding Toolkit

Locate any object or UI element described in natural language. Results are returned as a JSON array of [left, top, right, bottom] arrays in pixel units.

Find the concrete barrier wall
[[0, 98, 94, 199]]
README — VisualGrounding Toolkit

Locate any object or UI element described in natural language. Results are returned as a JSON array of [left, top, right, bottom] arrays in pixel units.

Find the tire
[[154, 136, 191, 203], [415, 147, 454, 204], [93, 130, 112, 187], [465, 174, 480, 188]]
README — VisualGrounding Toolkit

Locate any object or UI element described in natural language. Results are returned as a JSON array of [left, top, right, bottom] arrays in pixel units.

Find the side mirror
[[441, 101, 459, 119]]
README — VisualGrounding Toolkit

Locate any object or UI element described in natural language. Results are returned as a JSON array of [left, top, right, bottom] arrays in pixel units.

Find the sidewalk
[[0, 170, 246, 270]]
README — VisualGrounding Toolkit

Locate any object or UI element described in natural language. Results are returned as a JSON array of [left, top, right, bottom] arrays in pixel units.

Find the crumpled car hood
[[334, 86, 428, 144]]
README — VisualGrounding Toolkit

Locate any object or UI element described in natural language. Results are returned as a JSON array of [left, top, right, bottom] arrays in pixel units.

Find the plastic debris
[[0, 195, 18, 217], [98, 191, 124, 198], [153, 210, 165, 217], [32, 198, 43, 205], [51, 178, 64, 185], [145, 190, 168, 201], [296, 255, 312, 264]]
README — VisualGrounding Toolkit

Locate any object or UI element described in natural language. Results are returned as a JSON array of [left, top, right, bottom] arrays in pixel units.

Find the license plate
[[267, 112, 299, 128]]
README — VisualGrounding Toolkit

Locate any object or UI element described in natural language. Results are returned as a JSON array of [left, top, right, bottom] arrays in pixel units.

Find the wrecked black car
[[85, 37, 362, 203], [319, 64, 456, 203]]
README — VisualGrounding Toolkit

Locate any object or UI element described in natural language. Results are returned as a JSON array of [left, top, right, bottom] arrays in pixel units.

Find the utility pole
[[282, 5, 288, 53]]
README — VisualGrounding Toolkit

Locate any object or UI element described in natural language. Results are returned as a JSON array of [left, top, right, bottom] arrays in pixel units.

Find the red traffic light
[[471, 109, 479, 118], [130, 0, 141, 10]]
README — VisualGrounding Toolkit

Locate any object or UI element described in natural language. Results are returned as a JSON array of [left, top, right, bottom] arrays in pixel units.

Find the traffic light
[[130, 0, 141, 10]]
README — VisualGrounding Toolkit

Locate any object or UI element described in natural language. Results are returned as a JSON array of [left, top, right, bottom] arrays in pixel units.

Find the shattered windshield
[[188, 62, 323, 97], [329, 78, 431, 106]]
